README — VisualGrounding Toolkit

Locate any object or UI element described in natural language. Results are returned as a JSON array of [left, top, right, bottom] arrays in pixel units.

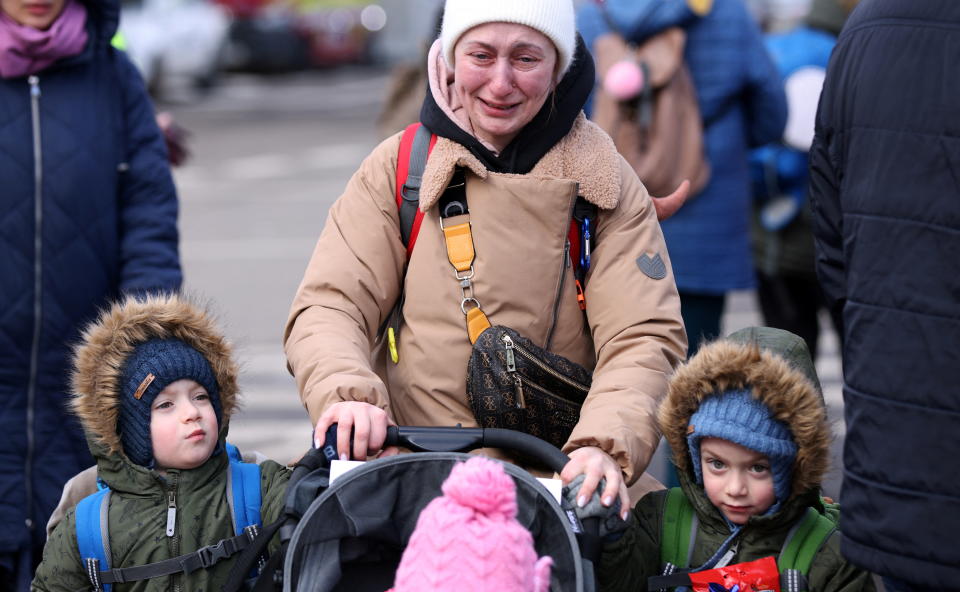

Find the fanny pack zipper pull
[[502, 334, 526, 409]]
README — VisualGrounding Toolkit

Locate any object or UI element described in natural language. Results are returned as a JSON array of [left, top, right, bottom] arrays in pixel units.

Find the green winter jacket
[[599, 327, 874, 592], [31, 295, 292, 592]]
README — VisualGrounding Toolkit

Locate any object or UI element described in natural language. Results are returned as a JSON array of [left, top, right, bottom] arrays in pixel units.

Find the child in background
[[33, 294, 291, 591], [597, 327, 874, 592]]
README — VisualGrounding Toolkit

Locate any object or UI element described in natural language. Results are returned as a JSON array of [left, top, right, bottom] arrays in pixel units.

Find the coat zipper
[[166, 475, 181, 592], [25, 75, 43, 534], [166, 490, 177, 536], [544, 190, 579, 349]]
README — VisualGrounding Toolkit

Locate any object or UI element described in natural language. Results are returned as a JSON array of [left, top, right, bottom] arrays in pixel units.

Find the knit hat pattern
[[118, 338, 221, 467], [687, 389, 797, 504], [440, 0, 576, 76], [390, 456, 553, 592]]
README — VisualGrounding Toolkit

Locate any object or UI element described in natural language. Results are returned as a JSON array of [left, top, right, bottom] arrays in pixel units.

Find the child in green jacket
[[32, 294, 291, 591], [597, 327, 874, 592]]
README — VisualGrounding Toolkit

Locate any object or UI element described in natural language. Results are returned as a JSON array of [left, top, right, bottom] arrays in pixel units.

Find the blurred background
[[118, 0, 813, 102], [136, 0, 843, 496]]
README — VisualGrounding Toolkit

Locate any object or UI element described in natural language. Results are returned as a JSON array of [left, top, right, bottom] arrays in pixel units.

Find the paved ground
[[166, 67, 846, 499]]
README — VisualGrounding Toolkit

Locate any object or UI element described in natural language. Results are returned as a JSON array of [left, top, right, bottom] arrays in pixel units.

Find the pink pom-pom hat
[[603, 59, 646, 101], [389, 456, 553, 592]]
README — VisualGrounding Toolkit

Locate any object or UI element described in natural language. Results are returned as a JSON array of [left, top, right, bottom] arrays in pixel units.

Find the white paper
[[329, 459, 562, 503]]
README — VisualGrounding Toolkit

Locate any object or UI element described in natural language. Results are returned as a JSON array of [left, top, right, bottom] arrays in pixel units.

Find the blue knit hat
[[118, 338, 222, 467], [687, 389, 797, 504]]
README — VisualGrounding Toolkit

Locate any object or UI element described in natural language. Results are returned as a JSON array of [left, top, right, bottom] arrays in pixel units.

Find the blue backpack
[[75, 443, 262, 591]]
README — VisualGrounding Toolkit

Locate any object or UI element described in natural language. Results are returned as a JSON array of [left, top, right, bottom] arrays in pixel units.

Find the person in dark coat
[[808, 0, 960, 588], [578, 0, 788, 356], [0, 0, 181, 587]]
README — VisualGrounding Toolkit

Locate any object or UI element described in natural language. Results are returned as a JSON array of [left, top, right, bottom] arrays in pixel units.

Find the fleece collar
[[417, 112, 623, 213]]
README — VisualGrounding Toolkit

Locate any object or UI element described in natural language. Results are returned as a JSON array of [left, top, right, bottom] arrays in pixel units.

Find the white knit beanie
[[441, 0, 576, 76]]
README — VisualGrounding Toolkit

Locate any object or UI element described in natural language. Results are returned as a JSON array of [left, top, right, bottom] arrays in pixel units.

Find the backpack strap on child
[[777, 506, 837, 592], [76, 488, 112, 592], [225, 442, 262, 535], [652, 488, 837, 592], [659, 487, 699, 574], [75, 444, 263, 591]]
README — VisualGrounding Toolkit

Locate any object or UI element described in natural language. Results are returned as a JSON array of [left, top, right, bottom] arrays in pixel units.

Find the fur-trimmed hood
[[71, 293, 239, 461], [659, 327, 829, 500]]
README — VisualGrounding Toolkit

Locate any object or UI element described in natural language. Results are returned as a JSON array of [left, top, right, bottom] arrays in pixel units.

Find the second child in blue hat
[[596, 327, 875, 592]]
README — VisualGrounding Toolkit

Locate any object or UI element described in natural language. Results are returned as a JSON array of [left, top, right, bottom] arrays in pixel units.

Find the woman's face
[[1, 0, 68, 30], [453, 22, 558, 152]]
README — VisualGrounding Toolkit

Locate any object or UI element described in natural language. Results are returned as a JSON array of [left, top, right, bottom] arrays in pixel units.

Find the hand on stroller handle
[[313, 402, 628, 519], [318, 423, 572, 475], [307, 423, 605, 548]]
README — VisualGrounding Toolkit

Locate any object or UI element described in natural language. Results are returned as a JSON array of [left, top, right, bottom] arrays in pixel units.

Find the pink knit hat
[[389, 457, 553, 592]]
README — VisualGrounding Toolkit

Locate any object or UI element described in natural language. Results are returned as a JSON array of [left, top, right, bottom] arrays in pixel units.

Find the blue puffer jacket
[[809, 0, 960, 586], [578, 0, 787, 293], [0, 0, 181, 558]]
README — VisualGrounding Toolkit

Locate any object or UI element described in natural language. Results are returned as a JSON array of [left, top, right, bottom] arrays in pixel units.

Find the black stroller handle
[[383, 427, 603, 552], [317, 424, 600, 544], [384, 426, 571, 474]]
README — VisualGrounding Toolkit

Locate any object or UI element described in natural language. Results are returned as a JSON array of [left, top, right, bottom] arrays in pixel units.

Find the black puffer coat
[[808, 0, 960, 587]]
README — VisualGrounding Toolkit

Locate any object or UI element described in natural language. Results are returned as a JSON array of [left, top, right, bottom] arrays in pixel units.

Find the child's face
[[150, 379, 218, 470], [699, 437, 776, 524]]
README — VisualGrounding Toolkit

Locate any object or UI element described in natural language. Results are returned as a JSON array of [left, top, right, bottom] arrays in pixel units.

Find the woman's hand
[[313, 401, 397, 460], [560, 446, 631, 520], [652, 179, 690, 222]]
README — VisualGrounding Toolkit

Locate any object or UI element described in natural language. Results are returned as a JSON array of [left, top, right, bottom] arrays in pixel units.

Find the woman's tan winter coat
[[284, 114, 687, 482]]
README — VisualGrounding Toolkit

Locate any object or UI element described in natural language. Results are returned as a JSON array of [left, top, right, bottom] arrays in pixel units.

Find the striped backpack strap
[[76, 488, 113, 592], [778, 506, 837, 592]]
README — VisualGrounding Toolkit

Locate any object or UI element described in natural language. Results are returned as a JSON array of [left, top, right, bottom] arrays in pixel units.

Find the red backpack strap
[[395, 123, 437, 258], [569, 197, 597, 310]]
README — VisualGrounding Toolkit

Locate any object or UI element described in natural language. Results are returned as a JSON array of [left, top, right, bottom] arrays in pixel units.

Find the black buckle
[[196, 539, 231, 569]]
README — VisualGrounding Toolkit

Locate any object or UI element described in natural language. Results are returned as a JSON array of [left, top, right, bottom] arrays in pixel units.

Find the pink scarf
[[0, 0, 89, 79]]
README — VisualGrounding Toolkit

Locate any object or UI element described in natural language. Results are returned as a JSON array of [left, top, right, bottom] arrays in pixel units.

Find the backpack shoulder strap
[[76, 488, 112, 592], [395, 122, 436, 257], [225, 443, 262, 535], [778, 507, 838, 592], [660, 487, 697, 572]]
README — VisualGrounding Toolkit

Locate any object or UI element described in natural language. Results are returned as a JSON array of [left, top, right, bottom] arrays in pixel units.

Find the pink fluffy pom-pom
[[603, 59, 645, 101], [441, 457, 518, 520]]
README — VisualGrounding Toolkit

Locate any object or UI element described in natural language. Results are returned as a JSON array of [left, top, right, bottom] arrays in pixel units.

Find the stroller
[[225, 426, 602, 592]]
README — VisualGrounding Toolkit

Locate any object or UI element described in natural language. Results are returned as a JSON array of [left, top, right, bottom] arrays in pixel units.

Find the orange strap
[[442, 220, 476, 273], [467, 307, 491, 344], [441, 212, 491, 343]]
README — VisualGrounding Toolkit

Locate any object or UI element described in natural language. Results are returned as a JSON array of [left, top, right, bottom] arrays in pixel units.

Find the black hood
[[420, 35, 596, 175]]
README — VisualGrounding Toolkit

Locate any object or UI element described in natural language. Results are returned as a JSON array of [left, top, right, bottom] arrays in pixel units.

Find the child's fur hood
[[71, 293, 239, 458], [659, 331, 830, 499]]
